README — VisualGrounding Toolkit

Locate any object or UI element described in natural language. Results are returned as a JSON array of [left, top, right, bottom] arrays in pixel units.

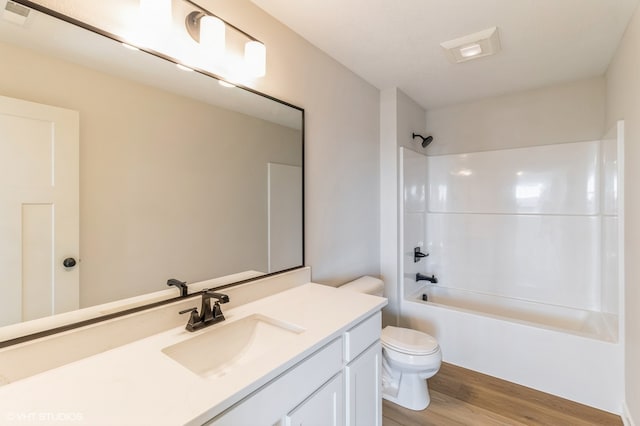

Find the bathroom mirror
[[0, 0, 304, 340]]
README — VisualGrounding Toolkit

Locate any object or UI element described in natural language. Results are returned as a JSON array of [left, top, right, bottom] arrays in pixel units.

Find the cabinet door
[[207, 339, 342, 426], [345, 342, 381, 426], [285, 373, 344, 426]]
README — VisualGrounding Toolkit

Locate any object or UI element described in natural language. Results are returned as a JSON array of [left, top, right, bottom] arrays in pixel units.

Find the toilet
[[340, 276, 442, 411]]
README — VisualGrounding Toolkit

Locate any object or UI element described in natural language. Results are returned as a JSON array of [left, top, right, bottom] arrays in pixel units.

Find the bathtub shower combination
[[398, 122, 624, 413]]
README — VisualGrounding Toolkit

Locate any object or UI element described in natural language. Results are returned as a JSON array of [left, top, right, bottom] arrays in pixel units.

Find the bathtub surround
[[399, 136, 624, 412], [422, 141, 618, 313]]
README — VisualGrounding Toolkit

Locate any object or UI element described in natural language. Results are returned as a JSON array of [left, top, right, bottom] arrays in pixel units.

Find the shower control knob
[[414, 247, 429, 263]]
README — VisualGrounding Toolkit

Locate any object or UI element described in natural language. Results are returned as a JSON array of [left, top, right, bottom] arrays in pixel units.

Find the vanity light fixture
[[185, 7, 267, 78], [441, 27, 501, 63], [245, 40, 267, 77], [186, 12, 225, 57]]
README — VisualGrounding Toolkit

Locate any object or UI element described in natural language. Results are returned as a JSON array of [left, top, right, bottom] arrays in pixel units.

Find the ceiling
[[251, 0, 639, 109]]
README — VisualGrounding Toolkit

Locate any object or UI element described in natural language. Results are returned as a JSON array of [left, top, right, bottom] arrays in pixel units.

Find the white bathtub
[[414, 285, 617, 342], [400, 285, 623, 413]]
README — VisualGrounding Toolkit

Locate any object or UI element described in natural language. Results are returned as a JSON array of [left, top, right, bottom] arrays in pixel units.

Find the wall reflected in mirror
[[0, 0, 303, 329]]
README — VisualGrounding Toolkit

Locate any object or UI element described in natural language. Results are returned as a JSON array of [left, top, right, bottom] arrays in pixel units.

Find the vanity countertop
[[0, 283, 386, 425]]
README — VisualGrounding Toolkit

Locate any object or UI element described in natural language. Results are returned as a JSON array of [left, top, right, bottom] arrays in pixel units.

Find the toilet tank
[[339, 276, 384, 297]]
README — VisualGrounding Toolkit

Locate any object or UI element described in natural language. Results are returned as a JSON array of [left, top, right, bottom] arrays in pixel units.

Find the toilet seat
[[382, 326, 439, 355]]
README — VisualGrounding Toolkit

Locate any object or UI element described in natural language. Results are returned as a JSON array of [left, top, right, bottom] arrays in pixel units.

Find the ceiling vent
[[440, 27, 501, 63], [3, 0, 31, 26]]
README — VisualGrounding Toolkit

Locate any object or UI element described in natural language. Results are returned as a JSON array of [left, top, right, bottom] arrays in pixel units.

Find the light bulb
[[200, 15, 225, 58], [459, 43, 482, 58], [139, 0, 172, 46], [244, 40, 266, 77]]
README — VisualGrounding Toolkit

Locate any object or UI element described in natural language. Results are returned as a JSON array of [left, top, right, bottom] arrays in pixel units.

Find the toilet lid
[[381, 326, 439, 355]]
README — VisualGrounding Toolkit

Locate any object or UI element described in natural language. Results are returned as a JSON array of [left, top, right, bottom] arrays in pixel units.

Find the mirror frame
[[0, 0, 305, 348]]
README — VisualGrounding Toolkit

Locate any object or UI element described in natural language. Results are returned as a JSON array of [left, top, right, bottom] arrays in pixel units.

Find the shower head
[[412, 133, 433, 148]]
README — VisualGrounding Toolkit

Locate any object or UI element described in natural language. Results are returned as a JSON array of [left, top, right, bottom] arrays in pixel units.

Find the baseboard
[[623, 401, 636, 426]]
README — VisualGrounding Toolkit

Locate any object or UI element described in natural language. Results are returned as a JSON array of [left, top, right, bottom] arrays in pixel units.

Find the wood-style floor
[[382, 363, 622, 426]]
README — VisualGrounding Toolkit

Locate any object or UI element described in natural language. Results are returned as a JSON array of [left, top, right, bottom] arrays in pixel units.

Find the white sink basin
[[162, 314, 305, 379]]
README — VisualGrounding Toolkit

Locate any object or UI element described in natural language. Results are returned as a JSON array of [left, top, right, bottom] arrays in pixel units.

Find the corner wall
[[606, 2, 640, 423], [379, 88, 426, 325]]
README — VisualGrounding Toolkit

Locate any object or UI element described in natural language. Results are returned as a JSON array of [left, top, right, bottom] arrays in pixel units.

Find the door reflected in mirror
[[0, 1, 303, 332]]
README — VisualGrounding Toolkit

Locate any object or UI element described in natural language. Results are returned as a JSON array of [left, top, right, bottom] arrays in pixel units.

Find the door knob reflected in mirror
[[63, 257, 77, 268]]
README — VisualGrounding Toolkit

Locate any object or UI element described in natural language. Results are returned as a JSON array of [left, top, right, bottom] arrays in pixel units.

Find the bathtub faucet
[[416, 273, 438, 284]]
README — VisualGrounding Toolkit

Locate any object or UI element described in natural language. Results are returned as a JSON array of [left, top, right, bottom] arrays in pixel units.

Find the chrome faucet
[[179, 289, 230, 332]]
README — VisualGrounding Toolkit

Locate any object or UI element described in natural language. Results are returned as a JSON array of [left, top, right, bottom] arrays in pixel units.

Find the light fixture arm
[[183, 1, 262, 44], [182, 0, 267, 78]]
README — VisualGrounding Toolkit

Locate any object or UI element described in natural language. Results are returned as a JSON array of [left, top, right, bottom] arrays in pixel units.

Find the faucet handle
[[414, 247, 429, 263], [211, 301, 225, 321], [179, 307, 200, 332]]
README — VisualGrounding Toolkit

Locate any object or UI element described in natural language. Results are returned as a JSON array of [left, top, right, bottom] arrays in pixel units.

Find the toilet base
[[382, 372, 431, 411]]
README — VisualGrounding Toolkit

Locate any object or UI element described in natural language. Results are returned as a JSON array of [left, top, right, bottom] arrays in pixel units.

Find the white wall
[[29, 0, 382, 287], [380, 88, 426, 325], [204, 0, 381, 285], [426, 77, 605, 155], [606, 2, 640, 423], [379, 88, 400, 326]]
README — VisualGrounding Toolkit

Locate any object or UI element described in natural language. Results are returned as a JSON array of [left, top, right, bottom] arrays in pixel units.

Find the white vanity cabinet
[[344, 312, 382, 426], [285, 372, 344, 426], [345, 343, 381, 426], [208, 312, 382, 426]]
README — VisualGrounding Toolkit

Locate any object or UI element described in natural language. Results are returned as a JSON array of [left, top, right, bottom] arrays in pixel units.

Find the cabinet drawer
[[343, 312, 381, 362], [208, 338, 343, 426]]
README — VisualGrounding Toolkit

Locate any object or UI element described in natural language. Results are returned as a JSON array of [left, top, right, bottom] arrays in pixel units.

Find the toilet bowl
[[381, 326, 442, 410], [339, 276, 442, 411]]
